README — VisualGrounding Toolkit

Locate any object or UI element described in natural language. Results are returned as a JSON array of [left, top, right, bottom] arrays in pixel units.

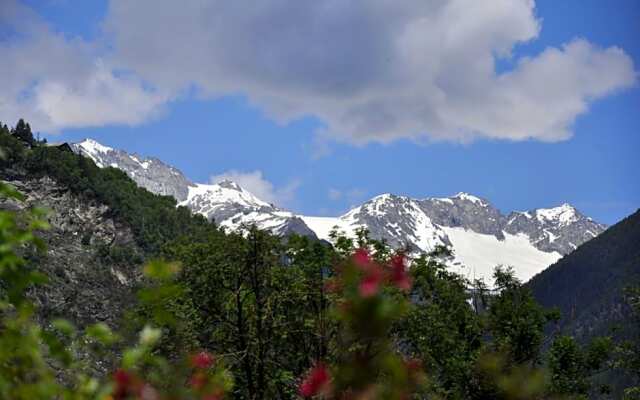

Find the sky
[[1, 0, 639, 224]]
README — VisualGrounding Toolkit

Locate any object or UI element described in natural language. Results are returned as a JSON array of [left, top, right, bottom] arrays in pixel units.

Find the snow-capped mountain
[[300, 192, 605, 283], [71, 139, 192, 201], [504, 205, 600, 254], [71, 139, 607, 283], [177, 180, 316, 237], [72, 139, 316, 238]]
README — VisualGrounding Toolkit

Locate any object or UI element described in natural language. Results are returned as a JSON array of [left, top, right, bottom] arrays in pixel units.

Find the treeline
[[1, 120, 638, 399]]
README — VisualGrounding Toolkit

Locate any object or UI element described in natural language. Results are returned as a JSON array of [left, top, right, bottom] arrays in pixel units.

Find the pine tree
[[12, 118, 35, 146]]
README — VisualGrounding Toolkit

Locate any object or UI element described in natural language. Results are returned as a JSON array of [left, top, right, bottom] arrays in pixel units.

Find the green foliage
[[470, 351, 548, 400], [488, 266, 556, 365], [529, 210, 640, 397], [0, 179, 232, 399], [0, 123, 27, 168], [616, 286, 640, 399], [97, 242, 144, 265], [12, 119, 36, 147], [398, 251, 482, 398], [0, 182, 58, 399], [162, 226, 333, 399], [549, 336, 589, 396], [303, 248, 425, 399], [548, 335, 612, 398]]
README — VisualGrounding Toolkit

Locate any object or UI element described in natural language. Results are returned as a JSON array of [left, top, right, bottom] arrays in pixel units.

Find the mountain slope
[[71, 138, 607, 283], [527, 209, 640, 340], [300, 193, 589, 283], [178, 180, 317, 237], [72, 139, 192, 201], [72, 139, 316, 238]]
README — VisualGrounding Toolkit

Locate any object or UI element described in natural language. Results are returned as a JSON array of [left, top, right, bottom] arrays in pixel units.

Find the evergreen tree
[[548, 335, 612, 398], [12, 118, 35, 146], [398, 249, 482, 398], [487, 266, 558, 365]]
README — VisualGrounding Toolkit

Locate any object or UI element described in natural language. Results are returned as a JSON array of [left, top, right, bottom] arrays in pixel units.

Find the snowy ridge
[[71, 138, 607, 284], [75, 139, 114, 167], [535, 203, 579, 225], [72, 139, 193, 201], [177, 180, 312, 236], [452, 192, 486, 205], [179, 180, 272, 210]]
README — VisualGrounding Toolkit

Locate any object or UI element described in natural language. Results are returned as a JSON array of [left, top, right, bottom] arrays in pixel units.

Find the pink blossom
[[299, 363, 330, 397], [390, 254, 412, 291], [191, 351, 215, 369], [353, 248, 371, 269], [359, 268, 383, 298]]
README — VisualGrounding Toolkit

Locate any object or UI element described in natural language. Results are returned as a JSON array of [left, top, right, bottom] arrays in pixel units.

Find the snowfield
[[442, 227, 562, 284]]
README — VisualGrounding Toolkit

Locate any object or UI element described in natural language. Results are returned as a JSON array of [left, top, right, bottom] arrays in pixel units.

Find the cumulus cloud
[[103, 0, 636, 144], [1, 0, 637, 143], [0, 1, 167, 131], [210, 170, 301, 207]]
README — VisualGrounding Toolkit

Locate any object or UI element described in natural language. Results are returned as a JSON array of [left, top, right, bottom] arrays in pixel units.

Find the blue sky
[[2, 0, 639, 224]]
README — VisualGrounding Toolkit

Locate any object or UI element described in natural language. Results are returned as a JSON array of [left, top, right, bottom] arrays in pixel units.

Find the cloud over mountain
[[210, 170, 300, 207]]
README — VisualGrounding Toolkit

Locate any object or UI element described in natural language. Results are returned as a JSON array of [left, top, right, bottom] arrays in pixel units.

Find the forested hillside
[[1, 120, 638, 399], [528, 209, 640, 341]]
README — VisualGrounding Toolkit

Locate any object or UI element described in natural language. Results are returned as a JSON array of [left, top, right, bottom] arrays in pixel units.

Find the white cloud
[[210, 170, 300, 207], [102, 0, 636, 144], [1, 0, 636, 144], [0, 1, 167, 131]]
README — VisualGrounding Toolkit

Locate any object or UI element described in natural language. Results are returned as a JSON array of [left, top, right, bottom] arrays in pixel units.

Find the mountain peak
[[535, 203, 580, 225], [77, 138, 113, 155], [369, 193, 405, 203], [217, 179, 243, 191], [452, 192, 486, 205]]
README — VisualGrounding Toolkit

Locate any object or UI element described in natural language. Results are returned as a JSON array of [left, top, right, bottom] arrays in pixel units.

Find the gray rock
[[0, 176, 142, 329], [72, 139, 192, 201], [504, 204, 606, 254], [344, 194, 451, 252], [418, 193, 506, 239]]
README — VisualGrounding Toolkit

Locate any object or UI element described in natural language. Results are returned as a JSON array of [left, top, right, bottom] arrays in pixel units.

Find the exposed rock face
[[415, 195, 605, 256], [504, 204, 605, 254], [0, 176, 141, 328], [72, 139, 192, 201], [418, 193, 506, 239], [308, 193, 608, 284], [340, 194, 451, 252]]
